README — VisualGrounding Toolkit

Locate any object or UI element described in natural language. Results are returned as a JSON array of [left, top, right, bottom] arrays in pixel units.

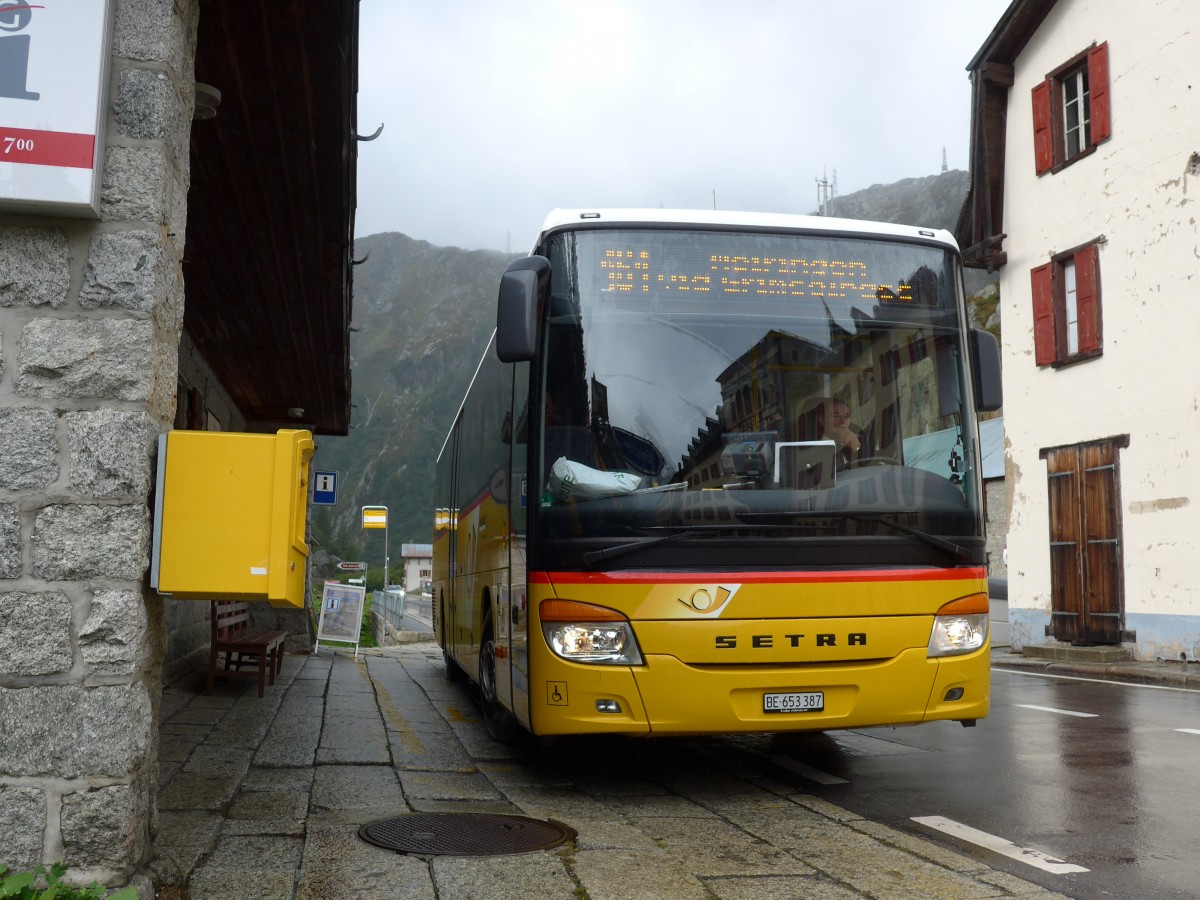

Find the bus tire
[[478, 614, 520, 743]]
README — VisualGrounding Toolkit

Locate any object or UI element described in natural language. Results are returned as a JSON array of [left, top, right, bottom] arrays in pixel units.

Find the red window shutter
[[1031, 262, 1056, 365], [1088, 42, 1111, 144], [1074, 244, 1101, 353], [1032, 80, 1054, 174]]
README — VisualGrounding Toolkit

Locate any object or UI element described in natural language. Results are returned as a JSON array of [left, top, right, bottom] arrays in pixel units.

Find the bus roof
[[536, 208, 959, 251]]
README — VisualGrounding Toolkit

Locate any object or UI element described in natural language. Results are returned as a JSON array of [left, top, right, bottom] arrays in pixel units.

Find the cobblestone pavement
[[154, 643, 1067, 899]]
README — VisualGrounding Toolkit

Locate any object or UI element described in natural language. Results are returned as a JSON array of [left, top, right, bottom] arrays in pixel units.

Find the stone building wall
[[985, 478, 1007, 578], [0, 1, 199, 893]]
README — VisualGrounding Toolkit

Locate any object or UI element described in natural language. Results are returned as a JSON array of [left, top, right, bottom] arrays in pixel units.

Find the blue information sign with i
[[313, 470, 338, 505]]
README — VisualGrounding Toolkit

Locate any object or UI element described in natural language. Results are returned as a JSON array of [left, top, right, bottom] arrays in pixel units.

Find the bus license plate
[[763, 691, 824, 713]]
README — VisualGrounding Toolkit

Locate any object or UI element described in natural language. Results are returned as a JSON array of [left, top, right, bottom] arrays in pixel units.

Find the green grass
[[359, 595, 377, 648]]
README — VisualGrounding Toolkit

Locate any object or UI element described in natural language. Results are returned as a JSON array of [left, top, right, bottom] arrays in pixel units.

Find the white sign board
[[0, 0, 114, 216], [316, 581, 365, 656]]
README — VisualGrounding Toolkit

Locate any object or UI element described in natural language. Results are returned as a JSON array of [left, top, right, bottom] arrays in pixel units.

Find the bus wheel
[[478, 617, 519, 743]]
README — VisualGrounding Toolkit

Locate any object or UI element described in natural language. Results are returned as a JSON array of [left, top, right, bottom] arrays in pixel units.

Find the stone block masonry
[[0, 227, 70, 308], [0, 0, 200, 893]]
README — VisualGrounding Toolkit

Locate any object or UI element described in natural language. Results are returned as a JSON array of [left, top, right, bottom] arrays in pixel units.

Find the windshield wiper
[[841, 513, 972, 560], [581, 524, 812, 568], [740, 510, 972, 561]]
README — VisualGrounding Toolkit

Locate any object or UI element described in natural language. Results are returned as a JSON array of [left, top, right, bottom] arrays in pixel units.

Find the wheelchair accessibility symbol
[[546, 681, 568, 706]]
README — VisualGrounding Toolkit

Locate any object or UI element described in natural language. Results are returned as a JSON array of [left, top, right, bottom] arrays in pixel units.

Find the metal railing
[[371, 588, 405, 644]]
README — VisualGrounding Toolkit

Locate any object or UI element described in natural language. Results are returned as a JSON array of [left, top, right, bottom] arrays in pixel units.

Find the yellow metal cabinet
[[151, 429, 314, 608]]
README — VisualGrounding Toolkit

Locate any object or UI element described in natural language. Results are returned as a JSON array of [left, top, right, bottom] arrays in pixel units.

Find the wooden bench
[[206, 601, 288, 698]]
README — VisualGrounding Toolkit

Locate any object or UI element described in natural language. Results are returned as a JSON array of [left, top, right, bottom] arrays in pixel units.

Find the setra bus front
[[493, 209, 1002, 737]]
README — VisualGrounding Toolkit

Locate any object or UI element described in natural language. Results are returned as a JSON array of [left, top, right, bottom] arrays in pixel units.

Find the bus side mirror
[[496, 255, 549, 362], [969, 327, 1002, 412]]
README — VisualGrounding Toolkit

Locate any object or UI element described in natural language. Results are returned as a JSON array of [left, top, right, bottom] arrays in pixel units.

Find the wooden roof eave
[[955, 0, 1060, 271]]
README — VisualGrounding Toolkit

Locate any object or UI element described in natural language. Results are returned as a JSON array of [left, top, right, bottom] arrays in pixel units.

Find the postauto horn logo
[[676, 585, 738, 617]]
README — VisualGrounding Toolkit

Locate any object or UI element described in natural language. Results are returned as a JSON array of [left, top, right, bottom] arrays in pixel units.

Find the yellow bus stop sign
[[362, 506, 387, 529]]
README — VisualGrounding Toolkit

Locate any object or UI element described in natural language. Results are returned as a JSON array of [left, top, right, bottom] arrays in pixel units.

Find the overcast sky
[[355, 0, 1012, 254]]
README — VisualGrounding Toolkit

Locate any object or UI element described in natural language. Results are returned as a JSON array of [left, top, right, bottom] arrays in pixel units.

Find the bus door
[[504, 525, 531, 728], [484, 464, 513, 712], [479, 364, 523, 718], [505, 362, 531, 726], [495, 579, 514, 712]]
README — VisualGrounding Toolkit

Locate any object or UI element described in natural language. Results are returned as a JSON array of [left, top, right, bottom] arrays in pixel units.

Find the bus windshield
[[533, 227, 983, 557]]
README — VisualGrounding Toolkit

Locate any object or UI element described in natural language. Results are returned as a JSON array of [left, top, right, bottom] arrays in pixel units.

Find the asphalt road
[[723, 667, 1200, 899]]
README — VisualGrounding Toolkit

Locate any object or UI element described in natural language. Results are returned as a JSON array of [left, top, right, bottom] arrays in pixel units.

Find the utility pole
[[815, 166, 836, 216]]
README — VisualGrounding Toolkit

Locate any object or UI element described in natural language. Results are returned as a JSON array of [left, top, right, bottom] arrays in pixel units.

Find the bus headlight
[[540, 599, 644, 665], [927, 593, 989, 658]]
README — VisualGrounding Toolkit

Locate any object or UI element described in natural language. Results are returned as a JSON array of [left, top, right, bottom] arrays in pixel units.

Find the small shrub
[[0, 863, 137, 900]]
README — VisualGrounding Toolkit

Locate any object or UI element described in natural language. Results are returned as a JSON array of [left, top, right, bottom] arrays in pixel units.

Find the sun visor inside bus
[[496, 255, 550, 362]]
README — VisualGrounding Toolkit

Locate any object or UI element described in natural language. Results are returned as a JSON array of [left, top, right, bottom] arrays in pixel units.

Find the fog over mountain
[[312, 170, 999, 568]]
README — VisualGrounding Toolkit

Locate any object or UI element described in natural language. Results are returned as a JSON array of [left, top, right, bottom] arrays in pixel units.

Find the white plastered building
[[958, 0, 1200, 660]]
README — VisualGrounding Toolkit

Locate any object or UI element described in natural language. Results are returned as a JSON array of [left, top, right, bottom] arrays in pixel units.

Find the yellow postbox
[[151, 429, 314, 608]]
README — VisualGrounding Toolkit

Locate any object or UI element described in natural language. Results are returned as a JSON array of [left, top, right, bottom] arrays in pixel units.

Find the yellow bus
[[434, 209, 1002, 741]]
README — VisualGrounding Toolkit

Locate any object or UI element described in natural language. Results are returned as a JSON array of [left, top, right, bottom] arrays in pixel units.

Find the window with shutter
[[1088, 43, 1111, 143], [1030, 263, 1056, 366], [1030, 241, 1103, 367], [1031, 81, 1053, 175], [1031, 41, 1111, 175], [1074, 244, 1101, 354]]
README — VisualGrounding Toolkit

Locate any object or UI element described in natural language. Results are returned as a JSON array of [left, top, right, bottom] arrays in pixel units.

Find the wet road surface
[[722, 667, 1200, 899]]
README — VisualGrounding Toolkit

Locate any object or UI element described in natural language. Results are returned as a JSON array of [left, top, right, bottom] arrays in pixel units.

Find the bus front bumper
[[527, 644, 989, 736]]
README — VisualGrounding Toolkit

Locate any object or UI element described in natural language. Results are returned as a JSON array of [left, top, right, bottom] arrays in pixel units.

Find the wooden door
[[1042, 438, 1125, 644]]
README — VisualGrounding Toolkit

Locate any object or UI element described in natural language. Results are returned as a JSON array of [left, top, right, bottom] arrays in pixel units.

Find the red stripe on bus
[[531, 567, 986, 585], [456, 492, 490, 518], [0, 127, 95, 169]]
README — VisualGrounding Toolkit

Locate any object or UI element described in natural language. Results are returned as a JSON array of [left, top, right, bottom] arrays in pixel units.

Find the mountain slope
[[311, 233, 515, 567]]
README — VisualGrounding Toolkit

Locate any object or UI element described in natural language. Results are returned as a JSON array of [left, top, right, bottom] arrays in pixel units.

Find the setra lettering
[[713, 632, 868, 650]]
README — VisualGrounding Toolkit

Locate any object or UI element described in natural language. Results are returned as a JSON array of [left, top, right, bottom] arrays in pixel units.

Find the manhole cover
[[358, 812, 576, 857]]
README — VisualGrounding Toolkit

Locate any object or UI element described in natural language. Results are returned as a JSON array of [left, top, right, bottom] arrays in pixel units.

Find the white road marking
[[1176, 728, 1200, 735], [912, 815, 1090, 874], [1015, 703, 1098, 718], [769, 754, 848, 784]]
